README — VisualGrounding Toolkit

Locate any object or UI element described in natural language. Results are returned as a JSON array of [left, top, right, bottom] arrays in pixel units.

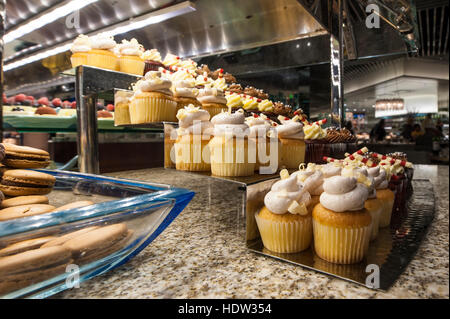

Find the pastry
[[52, 201, 94, 212], [0, 246, 73, 295], [0, 169, 55, 196], [246, 179, 276, 241], [194, 72, 213, 89], [256, 89, 269, 100], [41, 226, 100, 248], [70, 34, 91, 67], [303, 120, 329, 164], [255, 170, 312, 253], [368, 166, 394, 228], [275, 115, 305, 169], [241, 95, 259, 114], [162, 53, 181, 71], [141, 49, 165, 73], [175, 105, 213, 171], [225, 92, 243, 110], [243, 86, 259, 97], [170, 69, 201, 121], [129, 71, 176, 123], [195, 64, 212, 77], [35, 106, 57, 115], [209, 110, 255, 176], [114, 90, 132, 126], [86, 33, 117, 71], [312, 175, 372, 264], [197, 86, 227, 117], [0, 195, 49, 208], [117, 38, 145, 75], [213, 76, 228, 91], [227, 83, 243, 94], [1, 143, 50, 168], [0, 237, 56, 257], [0, 204, 56, 221]]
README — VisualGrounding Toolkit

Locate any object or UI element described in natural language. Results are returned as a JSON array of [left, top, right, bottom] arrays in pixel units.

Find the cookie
[[0, 195, 49, 208], [0, 236, 56, 257], [0, 246, 72, 295], [41, 226, 100, 248], [52, 201, 94, 212], [0, 204, 56, 221], [0, 169, 56, 196], [63, 223, 130, 261], [1, 143, 50, 169]]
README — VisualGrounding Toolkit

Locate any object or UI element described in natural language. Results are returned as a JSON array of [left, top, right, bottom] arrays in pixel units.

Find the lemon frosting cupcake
[[118, 38, 145, 75], [175, 104, 213, 171], [209, 110, 255, 176], [225, 92, 244, 110], [197, 86, 227, 117], [129, 71, 176, 123], [255, 170, 313, 253], [313, 175, 372, 264], [86, 33, 117, 70], [70, 34, 91, 67]]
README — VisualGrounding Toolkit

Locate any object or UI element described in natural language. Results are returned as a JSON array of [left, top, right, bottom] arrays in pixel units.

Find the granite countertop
[[55, 165, 449, 299]]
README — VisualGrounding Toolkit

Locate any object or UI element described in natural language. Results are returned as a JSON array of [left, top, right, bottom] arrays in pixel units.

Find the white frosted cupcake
[[255, 170, 312, 253], [197, 86, 227, 117], [276, 115, 306, 169], [118, 38, 145, 75], [312, 175, 372, 264], [129, 71, 176, 123], [70, 34, 91, 67], [369, 166, 395, 227], [209, 110, 255, 176], [86, 33, 117, 70], [175, 104, 213, 171], [171, 69, 200, 121]]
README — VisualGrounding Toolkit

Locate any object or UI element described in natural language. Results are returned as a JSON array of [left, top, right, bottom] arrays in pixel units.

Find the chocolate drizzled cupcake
[[228, 83, 243, 94], [244, 86, 259, 98], [195, 65, 212, 77], [257, 89, 269, 100], [223, 72, 236, 84]]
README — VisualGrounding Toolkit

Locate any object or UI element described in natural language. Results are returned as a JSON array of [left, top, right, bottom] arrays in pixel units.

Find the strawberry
[[15, 94, 26, 102], [106, 104, 114, 111]]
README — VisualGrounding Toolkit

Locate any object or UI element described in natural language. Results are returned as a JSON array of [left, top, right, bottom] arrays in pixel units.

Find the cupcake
[[225, 92, 243, 111], [177, 58, 197, 72], [170, 69, 200, 121], [209, 110, 255, 176], [303, 120, 329, 164], [242, 95, 259, 116], [255, 170, 312, 253], [228, 83, 244, 94], [369, 166, 394, 228], [162, 53, 181, 71], [258, 99, 276, 121], [114, 91, 132, 126], [174, 105, 213, 171], [245, 113, 279, 173], [275, 115, 305, 169], [364, 167, 383, 240], [195, 72, 213, 89], [118, 38, 145, 75], [70, 34, 91, 67], [246, 179, 276, 241], [86, 33, 117, 70], [141, 49, 165, 73], [213, 76, 228, 91], [244, 86, 259, 97], [197, 86, 227, 118], [313, 175, 372, 264], [129, 71, 176, 123]]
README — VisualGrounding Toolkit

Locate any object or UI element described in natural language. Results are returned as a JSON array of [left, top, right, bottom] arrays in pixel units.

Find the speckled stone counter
[[55, 165, 449, 299]]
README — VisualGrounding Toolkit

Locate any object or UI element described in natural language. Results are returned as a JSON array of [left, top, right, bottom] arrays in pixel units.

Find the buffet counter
[[54, 165, 448, 299]]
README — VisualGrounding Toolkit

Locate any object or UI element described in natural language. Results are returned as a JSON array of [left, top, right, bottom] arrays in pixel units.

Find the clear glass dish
[[0, 169, 195, 299]]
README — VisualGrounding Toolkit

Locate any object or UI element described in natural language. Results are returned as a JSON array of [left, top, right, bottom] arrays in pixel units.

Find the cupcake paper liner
[[367, 205, 382, 241], [86, 50, 117, 71], [209, 137, 255, 176], [119, 56, 145, 75], [379, 199, 394, 228], [255, 138, 280, 173], [201, 104, 227, 118], [70, 53, 87, 68], [280, 139, 305, 169], [255, 212, 312, 253], [305, 142, 330, 164], [313, 219, 372, 264], [164, 138, 176, 168], [175, 136, 211, 171], [114, 103, 131, 126], [129, 96, 177, 123]]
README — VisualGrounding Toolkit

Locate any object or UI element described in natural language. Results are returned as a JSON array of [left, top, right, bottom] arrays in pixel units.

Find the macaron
[[41, 226, 99, 248], [0, 236, 56, 257], [1, 143, 50, 168], [0, 195, 49, 208], [0, 170, 55, 197], [0, 204, 56, 221]]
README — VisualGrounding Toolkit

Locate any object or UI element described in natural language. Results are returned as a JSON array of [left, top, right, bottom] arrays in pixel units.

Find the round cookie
[[0, 170, 56, 196], [52, 201, 94, 212], [0, 236, 56, 257], [0, 204, 56, 221], [0, 195, 49, 208], [1, 143, 50, 169]]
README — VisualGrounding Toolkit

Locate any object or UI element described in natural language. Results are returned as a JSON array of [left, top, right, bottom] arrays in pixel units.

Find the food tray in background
[[247, 179, 435, 290], [0, 169, 195, 299]]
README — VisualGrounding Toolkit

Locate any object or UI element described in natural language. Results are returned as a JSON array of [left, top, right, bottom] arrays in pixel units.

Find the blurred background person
[[370, 119, 387, 142], [401, 116, 414, 141], [411, 124, 425, 141], [344, 120, 355, 135]]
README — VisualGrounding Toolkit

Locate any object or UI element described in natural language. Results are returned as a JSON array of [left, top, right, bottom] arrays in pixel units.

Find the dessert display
[[86, 33, 117, 71], [174, 105, 213, 171], [255, 169, 312, 253], [129, 71, 176, 123], [70, 34, 91, 68], [117, 38, 145, 75], [209, 110, 255, 176]]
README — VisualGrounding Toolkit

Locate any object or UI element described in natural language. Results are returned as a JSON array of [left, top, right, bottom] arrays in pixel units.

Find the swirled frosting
[[90, 33, 116, 50], [195, 73, 213, 87], [213, 77, 228, 91], [303, 123, 327, 139], [71, 34, 91, 53], [140, 49, 162, 62], [178, 59, 197, 71], [242, 96, 259, 110], [293, 163, 342, 196], [320, 176, 369, 212], [276, 116, 304, 140], [226, 93, 243, 109], [341, 165, 376, 198], [119, 38, 143, 56], [245, 114, 271, 137], [264, 172, 311, 215], [134, 71, 172, 95], [197, 86, 227, 105], [176, 104, 213, 136], [163, 53, 180, 67], [368, 166, 389, 190], [170, 70, 198, 98], [211, 110, 249, 137], [258, 99, 274, 112]]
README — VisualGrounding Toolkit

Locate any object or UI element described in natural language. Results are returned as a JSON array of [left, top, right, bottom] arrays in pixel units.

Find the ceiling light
[[3, 0, 99, 44], [3, 1, 196, 72]]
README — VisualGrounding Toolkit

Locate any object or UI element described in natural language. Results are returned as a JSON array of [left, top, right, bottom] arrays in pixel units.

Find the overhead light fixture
[[3, 0, 99, 44], [375, 98, 405, 111], [3, 1, 196, 72]]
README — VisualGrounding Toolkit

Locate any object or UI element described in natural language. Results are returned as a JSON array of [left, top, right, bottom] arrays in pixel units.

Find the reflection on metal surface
[[330, 35, 343, 126], [248, 179, 435, 290]]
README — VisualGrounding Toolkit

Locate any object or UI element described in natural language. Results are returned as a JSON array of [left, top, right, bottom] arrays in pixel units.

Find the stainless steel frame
[[0, 0, 5, 141]]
